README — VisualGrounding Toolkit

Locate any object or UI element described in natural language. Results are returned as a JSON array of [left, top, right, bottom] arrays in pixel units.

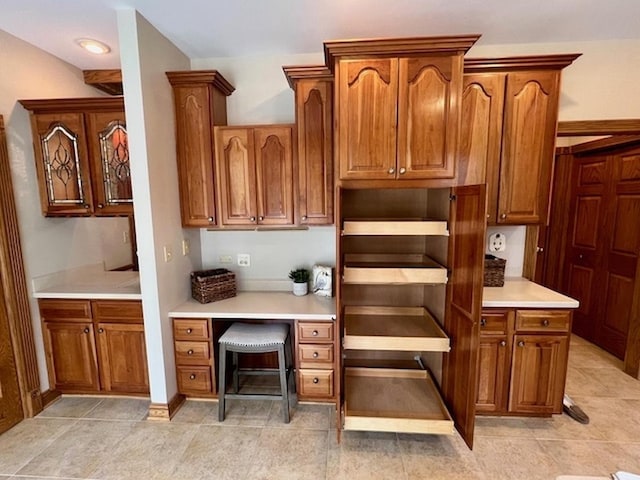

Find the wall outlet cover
[[237, 253, 251, 267], [489, 233, 506, 252]]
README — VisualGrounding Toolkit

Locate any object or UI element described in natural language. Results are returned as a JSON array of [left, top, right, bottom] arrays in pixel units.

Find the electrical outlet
[[163, 245, 173, 262], [181, 239, 190, 256], [488, 233, 506, 252], [237, 253, 251, 267], [219, 255, 233, 264]]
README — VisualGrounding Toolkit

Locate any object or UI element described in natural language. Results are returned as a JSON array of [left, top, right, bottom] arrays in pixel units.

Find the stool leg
[[218, 343, 227, 422], [286, 335, 296, 396], [232, 351, 239, 393], [277, 344, 290, 423]]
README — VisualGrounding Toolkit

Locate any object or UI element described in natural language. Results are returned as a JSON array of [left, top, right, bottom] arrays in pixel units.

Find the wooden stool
[[217, 322, 295, 423]]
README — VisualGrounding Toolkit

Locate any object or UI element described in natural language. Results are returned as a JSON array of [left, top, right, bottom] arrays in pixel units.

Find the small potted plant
[[288, 268, 310, 296]]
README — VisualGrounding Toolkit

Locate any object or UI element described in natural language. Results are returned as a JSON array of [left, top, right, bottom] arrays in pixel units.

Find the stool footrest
[[223, 393, 286, 401]]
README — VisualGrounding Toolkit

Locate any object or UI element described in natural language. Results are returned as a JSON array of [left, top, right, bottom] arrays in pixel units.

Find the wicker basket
[[191, 268, 237, 303], [484, 255, 506, 287]]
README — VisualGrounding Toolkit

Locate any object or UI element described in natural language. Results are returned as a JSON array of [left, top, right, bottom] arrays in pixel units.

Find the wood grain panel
[[567, 265, 594, 317], [603, 274, 633, 337], [620, 154, 640, 181], [611, 195, 640, 255], [0, 270, 23, 433], [578, 161, 606, 186], [39, 299, 92, 322], [91, 300, 142, 323], [96, 323, 149, 394], [572, 196, 601, 249], [476, 335, 509, 413]]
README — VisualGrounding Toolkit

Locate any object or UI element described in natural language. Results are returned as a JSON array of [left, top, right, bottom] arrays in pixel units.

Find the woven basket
[[191, 269, 236, 303], [484, 255, 506, 287]]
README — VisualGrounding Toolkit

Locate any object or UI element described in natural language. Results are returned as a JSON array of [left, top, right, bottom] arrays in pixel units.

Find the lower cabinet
[[477, 308, 571, 415], [296, 320, 335, 400], [173, 318, 216, 397], [40, 299, 149, 395]]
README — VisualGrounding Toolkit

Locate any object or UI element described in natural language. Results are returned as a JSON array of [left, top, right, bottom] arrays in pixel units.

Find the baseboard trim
[[41, 389, 61, 409], [147, 393, 185, 421]]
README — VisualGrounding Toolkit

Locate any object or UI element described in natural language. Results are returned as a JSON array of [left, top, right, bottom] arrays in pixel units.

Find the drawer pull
[[189, 374, 196, 380], [399, 167, 406, 174], [388, 168, 395, 174], [542, 319, 550, 327], [312, 330, 318, 336], [480, 318, 486, 327], [500, 213, 507, 219], [208, 216, 214, 222], [186, 328, 193, 334], [98, 328, 104, 334], [518, 341, 525, 347], [83, 327, 90, 334], [500, 340, 507, 347], [313, 377, 319, 384], [187, 349, 194, 355], [301, 215, 307, 221], [313, 352, 319, 358]]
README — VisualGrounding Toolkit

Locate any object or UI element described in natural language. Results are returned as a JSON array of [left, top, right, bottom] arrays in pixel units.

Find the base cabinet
[[173, 318, 216, 397], [296, 320, 336, 400], [477, 308, 571, 415], [39, 299, 149, 395]]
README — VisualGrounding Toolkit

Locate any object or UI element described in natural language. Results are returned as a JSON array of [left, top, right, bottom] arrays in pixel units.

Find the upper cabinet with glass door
[[19, 98, 133, 217]]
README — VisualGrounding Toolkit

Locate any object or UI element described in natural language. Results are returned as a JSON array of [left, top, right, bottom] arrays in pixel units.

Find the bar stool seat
[[217, 322, 295, 423]]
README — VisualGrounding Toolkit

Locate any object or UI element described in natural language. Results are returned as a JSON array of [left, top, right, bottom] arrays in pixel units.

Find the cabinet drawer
[[173, 319, 210, 341], [298, 344, 334, 368], [480, 310, 510, 335], [92, 300, 143, 323], [177, 366, 214, 394], [299, 369, 334, 398], [175, 341, 211, 365], [39, 299, 92, 322], [515, 310, 571, 333], [297, 322, 334, 343]]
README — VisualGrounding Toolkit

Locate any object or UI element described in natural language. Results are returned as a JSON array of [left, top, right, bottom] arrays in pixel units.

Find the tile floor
[[1, 335, 639, 479]]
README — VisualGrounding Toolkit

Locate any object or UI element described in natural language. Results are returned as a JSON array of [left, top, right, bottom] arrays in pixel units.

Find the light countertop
[[482, 277, 579, 308]]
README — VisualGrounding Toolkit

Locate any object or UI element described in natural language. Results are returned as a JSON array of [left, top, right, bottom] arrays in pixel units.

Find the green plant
[[288, 268, 310, 283]]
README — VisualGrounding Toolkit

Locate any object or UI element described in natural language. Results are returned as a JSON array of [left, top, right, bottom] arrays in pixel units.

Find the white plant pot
[[292, 282, 308, 296]]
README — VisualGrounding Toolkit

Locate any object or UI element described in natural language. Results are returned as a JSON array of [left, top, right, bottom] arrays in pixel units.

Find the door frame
[[539, 118, 640, 379], [0, 115, 43, 417]]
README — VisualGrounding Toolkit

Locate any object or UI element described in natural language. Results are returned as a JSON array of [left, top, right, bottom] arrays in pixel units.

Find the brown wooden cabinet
[[39, 298, 148, 395], [19, 98, 133, 217], [215, 125, 294, 227], [167, 71, 235, 227], [173, 318, 216, 397], [283, 66, 334, 225], [296, 320, 335, 400], [477, 308, 571, 416], [325, 36, 479, 181], [458, 55, 580, 224]]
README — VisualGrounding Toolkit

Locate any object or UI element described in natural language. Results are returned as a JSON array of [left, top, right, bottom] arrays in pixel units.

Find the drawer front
[[515, 310, 571, 333], [299, 369, 334, 398], [175, 341, 211, 365], [297, 344, 334, 369], [92, 300, 143, 324], [297, 322, 334, 343], [173, 318, 210, 341], [39, 299, 92, 322], [177, 366, 213, 394], [480, 310, 510, 335]]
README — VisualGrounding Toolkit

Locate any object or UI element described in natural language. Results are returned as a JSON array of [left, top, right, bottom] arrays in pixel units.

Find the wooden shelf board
[[343, 306, 450, 352], [343, 254, 448, 285], [342, 219, 449, 236], [344, 367, 454, 434]]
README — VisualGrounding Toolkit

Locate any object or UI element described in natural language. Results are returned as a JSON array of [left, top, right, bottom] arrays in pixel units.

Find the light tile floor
[[1, 335, 639, 479]]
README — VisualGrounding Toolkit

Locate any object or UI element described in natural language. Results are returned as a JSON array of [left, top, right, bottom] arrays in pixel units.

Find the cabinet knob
[[500, 340, 507, 347], [480, 318, 486, 327], [98, 328, 104, 334], [388, 168, 395, 174], [189, 374, 196, 380], [312, 330, 318, 336], [500, 213, 507, 219], [83, 327, 90, 334], [536, 246, 544, 253], [187, 349, 194, 355], [84, 204, 90, 209], [579, 254, 584, 260], [518, 341, 525, 347], [301, 215, 307, 221], [250, 216, 256, 222], [486, 214, 491, 219], [186, 328, 193, 334], [259, 216, 264, 221], [208, 217, 214, 222], [312, 352, 319, 358], [399, 167, 406, 174], [313, 377, 319, 384], [542, 319, 550, 327]]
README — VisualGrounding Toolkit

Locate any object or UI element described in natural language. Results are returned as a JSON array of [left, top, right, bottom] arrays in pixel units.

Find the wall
[[0, 29, 133, 389], [117, 10, 197, 404]]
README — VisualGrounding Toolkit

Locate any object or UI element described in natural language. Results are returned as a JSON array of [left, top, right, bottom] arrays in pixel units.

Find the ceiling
[[1, 0, 639, 70]]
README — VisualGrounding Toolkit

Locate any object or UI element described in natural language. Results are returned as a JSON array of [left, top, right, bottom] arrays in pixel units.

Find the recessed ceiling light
[[75, 38, 111, 55]]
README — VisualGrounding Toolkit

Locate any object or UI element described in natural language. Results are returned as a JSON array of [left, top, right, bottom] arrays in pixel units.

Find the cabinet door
[[43, 322, 100, 392], [458, 73, 506, 223], [397, 56, 462, 179], [498, 71, 561, 224], [96, 322, 149, 394], [296, 79, 333, 225], [476, 335, 509, 413], [31, 113, 93, 216], [216, 127, 258, 226], [337, 59, 398, 180], [254, 126, 294, 226], [86, 111, 133, 216], [172, 86, 217, 227], [509, 334, 568, 414]]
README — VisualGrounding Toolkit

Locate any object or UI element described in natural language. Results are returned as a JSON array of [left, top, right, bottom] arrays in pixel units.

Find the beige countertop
[[482, 277, 579, 308]]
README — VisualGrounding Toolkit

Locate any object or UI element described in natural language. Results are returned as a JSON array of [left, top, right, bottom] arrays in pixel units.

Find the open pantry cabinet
[[337, 184, 486, 448]]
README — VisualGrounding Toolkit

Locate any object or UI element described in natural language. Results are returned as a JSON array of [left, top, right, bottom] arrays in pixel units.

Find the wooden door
[[172, 85, 217, 227], [31, 113, 94, 215], [443, 184, 486, 449], [86, 111, 133, 216], [498, 71, 560, 224], [96, 323, 149, 394], [254, 126, 294, 226], [337, 59, 398, 180], [296, 79, 333, 225], [457, 73, 506, 222], [397, 55, 462, 179], [216, 127, 257, 226], [0, 281, 23, 434], [476, 310, 511, 414], [509, 334, 568, 414], [43, 322, 100, 392]]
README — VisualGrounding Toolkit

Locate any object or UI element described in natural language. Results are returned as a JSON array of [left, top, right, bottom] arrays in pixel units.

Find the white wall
[[117, 10, 197, 404], [0, 29, 133, 389]]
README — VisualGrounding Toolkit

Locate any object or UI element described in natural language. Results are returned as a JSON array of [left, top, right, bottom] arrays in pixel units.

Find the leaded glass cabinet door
[[87, 111, 133, 216], [32, 113, 94, 216]]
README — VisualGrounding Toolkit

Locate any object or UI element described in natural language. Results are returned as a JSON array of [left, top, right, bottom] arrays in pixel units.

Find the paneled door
[[0, 284, 23, 434]]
